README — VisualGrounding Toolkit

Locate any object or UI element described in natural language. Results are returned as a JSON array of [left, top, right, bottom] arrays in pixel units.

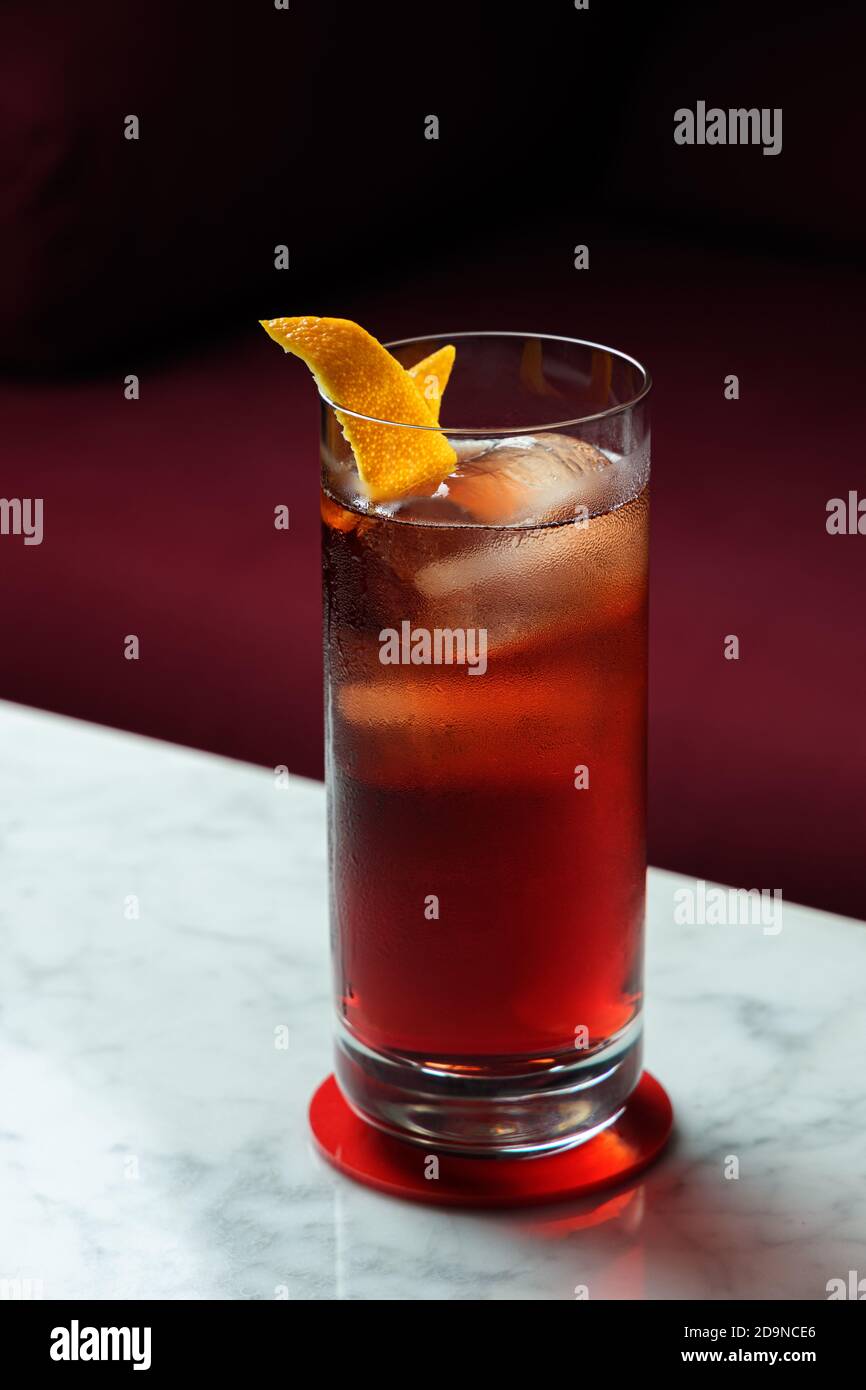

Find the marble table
[[1, 700, 864, 1301]]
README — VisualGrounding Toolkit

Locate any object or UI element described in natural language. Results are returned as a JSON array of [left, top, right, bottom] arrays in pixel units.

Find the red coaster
[[309, 1072, 673, 1208]]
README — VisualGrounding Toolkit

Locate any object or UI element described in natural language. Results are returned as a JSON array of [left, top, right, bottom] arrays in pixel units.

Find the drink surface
[[323, 431, 648, 1061]]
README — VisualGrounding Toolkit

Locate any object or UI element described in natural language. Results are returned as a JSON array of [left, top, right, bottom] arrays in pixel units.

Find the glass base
[[334, 1017, 643, 1157]]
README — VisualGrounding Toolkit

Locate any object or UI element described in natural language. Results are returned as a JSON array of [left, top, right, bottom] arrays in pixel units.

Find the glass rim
[[318, 330, 651, 435]]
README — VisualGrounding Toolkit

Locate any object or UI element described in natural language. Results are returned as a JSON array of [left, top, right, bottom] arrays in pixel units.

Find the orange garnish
[[407, 344, 455, 423], [260, 316, 456, 501]]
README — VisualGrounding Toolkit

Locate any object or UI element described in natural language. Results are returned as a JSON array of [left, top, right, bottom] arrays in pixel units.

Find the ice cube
[[441, 432, 614, 526], [413, 486, 648, 658]]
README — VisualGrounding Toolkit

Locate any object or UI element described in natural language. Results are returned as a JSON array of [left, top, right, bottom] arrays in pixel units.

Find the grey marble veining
[[0, 701, 864, 1300]]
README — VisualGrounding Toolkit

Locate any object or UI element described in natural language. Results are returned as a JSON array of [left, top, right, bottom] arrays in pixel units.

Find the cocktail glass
[[321, 331, 650, 1156]]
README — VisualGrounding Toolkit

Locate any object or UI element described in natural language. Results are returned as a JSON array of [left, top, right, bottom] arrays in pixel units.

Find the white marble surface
[[1, 700, 864, 1301]]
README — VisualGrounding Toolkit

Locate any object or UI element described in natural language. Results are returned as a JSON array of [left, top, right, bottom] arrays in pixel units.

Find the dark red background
[[1, 0, 864, 917]]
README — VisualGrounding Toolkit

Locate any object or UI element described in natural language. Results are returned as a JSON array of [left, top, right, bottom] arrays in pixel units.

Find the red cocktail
[[320, 331, 650, 1154]]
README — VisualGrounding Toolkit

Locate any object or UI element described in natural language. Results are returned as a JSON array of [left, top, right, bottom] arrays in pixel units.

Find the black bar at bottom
[[1, 1297, 859, 1374]]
